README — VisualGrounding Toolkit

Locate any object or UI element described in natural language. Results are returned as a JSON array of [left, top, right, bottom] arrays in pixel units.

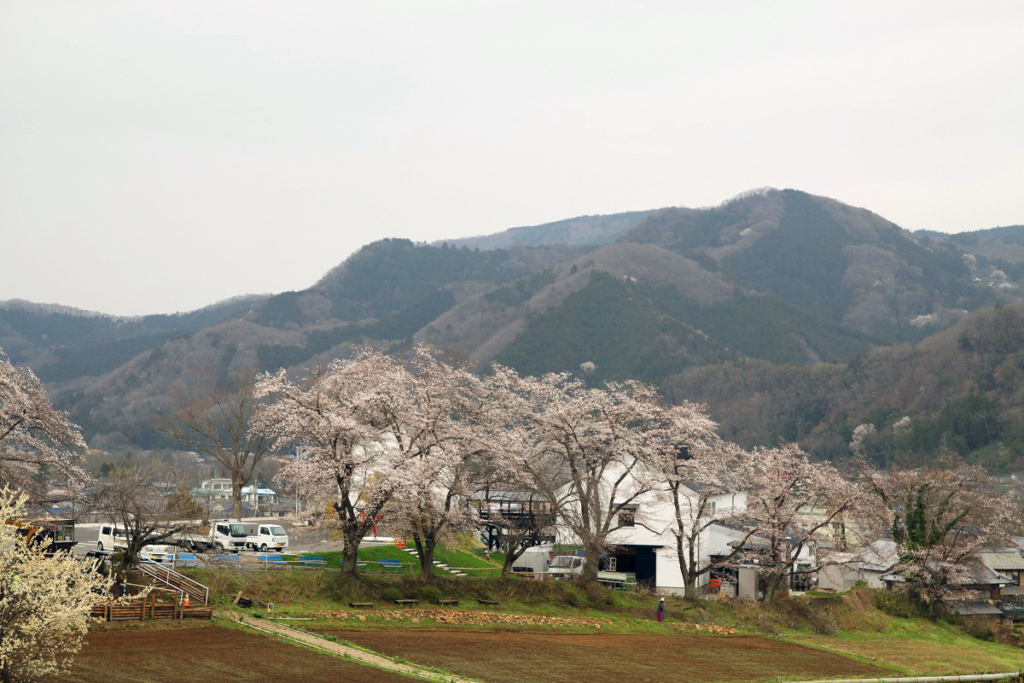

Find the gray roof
[[979, 552, 1024, 571], [953, 601, 1003, 616], [837, 540, 898, 572], [884, 557, 1011, 586], [968, 559, 1013, 585]]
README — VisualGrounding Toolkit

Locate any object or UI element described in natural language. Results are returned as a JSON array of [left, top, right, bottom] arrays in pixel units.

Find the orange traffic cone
[[182, 593, 190, 607]]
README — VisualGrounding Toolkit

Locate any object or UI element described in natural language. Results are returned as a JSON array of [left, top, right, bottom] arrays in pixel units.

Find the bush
[[560, 583, 587, 608], [875, 590, 928, 619], [775, 597, 839, 636], [419, 585, 442, 604], [381, 587, 404, 602], [960, 618, 997, 642]]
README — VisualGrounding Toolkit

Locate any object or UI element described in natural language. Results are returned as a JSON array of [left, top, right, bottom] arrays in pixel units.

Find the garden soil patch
[[324, 630, 893, 683], [51, 623, 412, 683]]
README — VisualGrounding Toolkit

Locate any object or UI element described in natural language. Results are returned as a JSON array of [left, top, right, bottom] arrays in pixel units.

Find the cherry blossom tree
[[489, 367, 668, 582], [368, 348, 487, 578], [254, 347, 398, 576], [652, 402, 756, 600], [743, 444, 869, 604], [862, 459, 1020, 617], [1, 487, 111, 683], [0, 348, 86, 497], [260, 345, 500, 578], [470, 379, 557, 577]]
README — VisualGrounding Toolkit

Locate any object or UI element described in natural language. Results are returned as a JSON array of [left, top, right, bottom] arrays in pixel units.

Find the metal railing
[[138, 560, 209, 605]]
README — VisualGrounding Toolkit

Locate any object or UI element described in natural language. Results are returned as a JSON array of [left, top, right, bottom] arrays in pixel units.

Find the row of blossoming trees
[[0, 341, 1019, 682], [254, 345, 1021, 606]]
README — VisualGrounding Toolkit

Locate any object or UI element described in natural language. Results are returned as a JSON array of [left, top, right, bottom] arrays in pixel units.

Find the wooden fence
[[90, 596, 212, 622]]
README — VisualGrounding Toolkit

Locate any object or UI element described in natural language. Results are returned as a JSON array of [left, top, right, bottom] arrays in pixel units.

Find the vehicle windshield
[[269, 526, 286, 536], [229, 523, 247, 537], [550, 556, 577, 569]]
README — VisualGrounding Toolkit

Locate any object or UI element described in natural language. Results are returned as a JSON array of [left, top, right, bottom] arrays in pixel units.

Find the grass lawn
[[285, 542, 505, 577], [790, 617, 1024, 676], [431, 546, 502, 577]]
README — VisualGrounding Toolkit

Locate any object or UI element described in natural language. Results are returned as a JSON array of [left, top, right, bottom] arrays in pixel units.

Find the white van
[[96, 524, 128, 553], [245, 524, 289, 552]]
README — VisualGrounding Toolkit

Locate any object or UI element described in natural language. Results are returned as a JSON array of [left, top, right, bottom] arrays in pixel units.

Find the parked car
[[96, 523, 128, 553]]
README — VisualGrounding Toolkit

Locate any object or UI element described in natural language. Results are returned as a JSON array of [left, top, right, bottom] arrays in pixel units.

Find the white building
[[197, 478, 279, 507], [818, 539, 898, 592], [552, 468, 758, 595]]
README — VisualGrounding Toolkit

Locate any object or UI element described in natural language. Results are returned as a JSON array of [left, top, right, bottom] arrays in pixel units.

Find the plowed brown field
[[52, 623, 411, 683], [324, 629, 892, 683]]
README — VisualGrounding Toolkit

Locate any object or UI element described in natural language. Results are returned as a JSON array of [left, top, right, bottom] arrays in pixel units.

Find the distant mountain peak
[[0, 299, 129, 321], [0, 294, 267, 321]]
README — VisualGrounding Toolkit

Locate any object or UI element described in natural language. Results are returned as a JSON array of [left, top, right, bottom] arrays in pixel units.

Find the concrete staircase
[[398, 547, 466, 576]]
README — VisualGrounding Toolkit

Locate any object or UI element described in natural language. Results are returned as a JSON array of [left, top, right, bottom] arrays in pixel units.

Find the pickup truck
[[546, 555, 636, 586], [244, 523, 289, 552]]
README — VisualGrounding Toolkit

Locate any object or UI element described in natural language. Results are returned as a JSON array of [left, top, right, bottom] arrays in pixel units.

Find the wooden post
[[104, 603, 110, 622]]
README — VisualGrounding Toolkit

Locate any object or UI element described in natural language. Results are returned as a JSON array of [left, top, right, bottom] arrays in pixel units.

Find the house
[[978, 552, 1024, 587], [197, 478, 234, 501], [881, 554, 1010, 627], [241, 485, 279, 507], [194, 479, 281, 515], [818, 540, 898, 592], [552, 473, 755, 595]]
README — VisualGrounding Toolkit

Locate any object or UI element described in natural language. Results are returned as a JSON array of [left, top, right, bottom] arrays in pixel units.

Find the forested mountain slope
[[665, 300, 1024, 473], [0, 295, 266, 383], [437, 210, 655, 250], [5, 190, 1022, 458]]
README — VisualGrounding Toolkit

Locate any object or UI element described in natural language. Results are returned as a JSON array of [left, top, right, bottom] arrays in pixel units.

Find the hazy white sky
[[2, 1, 1022, 316]]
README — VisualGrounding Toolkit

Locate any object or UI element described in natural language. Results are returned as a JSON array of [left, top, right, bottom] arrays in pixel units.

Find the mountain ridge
[[4, 189, 1023, 466]]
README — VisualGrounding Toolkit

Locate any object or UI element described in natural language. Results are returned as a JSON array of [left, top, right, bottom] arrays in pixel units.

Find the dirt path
[[219, 612, 478, 682]]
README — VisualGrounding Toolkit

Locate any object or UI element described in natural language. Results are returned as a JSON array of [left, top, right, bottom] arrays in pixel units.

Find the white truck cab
[[212, 521, 249, 552], [246, 524, 289, 552], [547, 555, 584, 579]]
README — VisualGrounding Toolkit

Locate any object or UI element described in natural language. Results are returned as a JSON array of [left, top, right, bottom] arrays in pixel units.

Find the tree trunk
[[763, 573, 785, 605], [581, 542, 601, 582], [502, 553, 515, 578], [415, 534, 436, 579], [341, 526, 362, 578], [232, 479, 243, 520], [683, 574, 698, 601], [677, 532, 699, 601], [499, 533, 530, 579]]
